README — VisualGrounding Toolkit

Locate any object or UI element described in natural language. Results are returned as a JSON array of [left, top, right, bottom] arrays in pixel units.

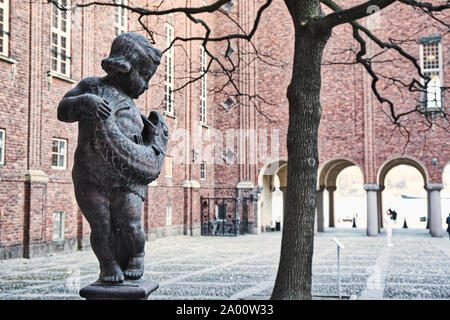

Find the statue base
[[79, 279, 159, 300]]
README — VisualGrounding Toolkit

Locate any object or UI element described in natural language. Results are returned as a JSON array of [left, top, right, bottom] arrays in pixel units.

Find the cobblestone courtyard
[[0, 229, 449, 300]]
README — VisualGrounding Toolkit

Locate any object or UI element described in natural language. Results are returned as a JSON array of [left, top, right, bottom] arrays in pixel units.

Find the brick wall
[[0, 0, 448, 259]]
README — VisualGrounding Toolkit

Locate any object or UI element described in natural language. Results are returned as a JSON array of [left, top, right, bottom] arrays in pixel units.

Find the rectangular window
[[223, 44, 236, 59], [53, 211, 65, 241], [420, 36, 443, 111], [52, 138, 67, 169], [0, 0, 10, 56], [220, 96, 237, 110], [51, 0, 71, 76], [200, 161, 206, 180], [215, 203, 226, 220], [0, 129, 5, 165], [220, 0, 236, 12], [200, 46, 207, 124], [166, 206, 172, 226], [114, 0, 128, 36], [165, 23, 174, 114], [164, 155, 172, 178]]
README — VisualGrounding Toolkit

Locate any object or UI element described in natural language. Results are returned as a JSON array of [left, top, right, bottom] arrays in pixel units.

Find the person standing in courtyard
[[384, 209, 396, 247]]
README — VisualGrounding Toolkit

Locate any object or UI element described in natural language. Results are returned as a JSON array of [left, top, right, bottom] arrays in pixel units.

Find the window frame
[[165, 23, 175, 114], [164, 155, 173, 178], [220, 0, 236, 12], [52, 211, 65, 241], [419, 36, 443, 111], [222, 43, 237, 59], [114, 0, 128, 36], [0, 0, 10, 57], [50, 0, 71, 77], [166, 206, 172, 226], [51, 138, 67, 170], [200, 161, 206, 180], [0, 128, 5, 165], [220, 96, 237, 110], [215, 203, 227, 220], [200, 46, 207, 124]]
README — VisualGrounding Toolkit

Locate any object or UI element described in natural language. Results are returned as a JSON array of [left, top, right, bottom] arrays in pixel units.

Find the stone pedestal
[[364, 184, 379, 236], [79, 279, 159, 300], [426, 183, 443, 237]]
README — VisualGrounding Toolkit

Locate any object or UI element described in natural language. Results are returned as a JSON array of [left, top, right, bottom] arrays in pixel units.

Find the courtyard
[[0, 229, 448, 300]]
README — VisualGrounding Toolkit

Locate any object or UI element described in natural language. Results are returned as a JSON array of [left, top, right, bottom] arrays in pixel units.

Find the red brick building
[[0, 0, 448, 259]]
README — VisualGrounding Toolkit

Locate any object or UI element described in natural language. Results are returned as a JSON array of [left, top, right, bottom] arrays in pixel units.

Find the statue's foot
[[124, 256, 144, 280], [100, 263, 124, 284]]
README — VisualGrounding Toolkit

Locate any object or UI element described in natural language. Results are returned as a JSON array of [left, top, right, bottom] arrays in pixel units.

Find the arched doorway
[[334, 166, 366, 229], [257, 160, 287, 233], [381, 165, 427, 229], [317, 158, 363, 231], [377, 157, 444, 237]]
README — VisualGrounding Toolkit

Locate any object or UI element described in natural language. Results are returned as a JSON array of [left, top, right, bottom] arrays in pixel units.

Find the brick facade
[[0, 0, 448, 258]]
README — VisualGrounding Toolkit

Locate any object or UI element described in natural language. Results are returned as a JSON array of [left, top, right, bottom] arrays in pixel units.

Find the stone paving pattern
[[0, 229, 449, 300]]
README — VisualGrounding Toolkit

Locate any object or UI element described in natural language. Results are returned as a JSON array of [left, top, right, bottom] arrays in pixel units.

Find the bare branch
[[397, 0, 450, 11], [321, 0, 449, 130], [50, 0, 231, 15]]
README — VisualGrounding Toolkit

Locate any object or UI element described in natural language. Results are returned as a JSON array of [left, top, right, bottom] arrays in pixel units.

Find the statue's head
[[102, 32, 162, 99]]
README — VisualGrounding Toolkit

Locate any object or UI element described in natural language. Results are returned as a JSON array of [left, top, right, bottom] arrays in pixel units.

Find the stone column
[[377, 186, 385, 231], [237, 181, 255, 234], [23, 170, 49, 258], [326, 186, 337, 228], [279, 186, 287, 232], [364, 184, 379, 236], [252, 186, 263, 234], [426, 190, 430, 230], [316, 186, 325, 232], [182, 180, 201, 236], [427, 183, 443, 237]]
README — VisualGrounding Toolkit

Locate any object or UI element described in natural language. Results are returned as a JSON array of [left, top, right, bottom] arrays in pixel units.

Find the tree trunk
[[271, 17, 330, 300]]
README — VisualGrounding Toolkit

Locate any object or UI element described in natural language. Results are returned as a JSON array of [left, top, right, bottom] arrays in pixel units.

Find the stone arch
[[257, 159, 287, 233], [257, 159, 288, 186], [378, 156, 429, 189], [317, 158, 364, 230], [318, 158, 363, 188], [375, 156, 443, 236]]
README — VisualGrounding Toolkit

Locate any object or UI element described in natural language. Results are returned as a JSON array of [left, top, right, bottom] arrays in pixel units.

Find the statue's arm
[[57, 80, 89, 123]]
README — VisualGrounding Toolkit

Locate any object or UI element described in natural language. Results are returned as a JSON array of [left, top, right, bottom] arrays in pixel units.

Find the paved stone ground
[[0, 228, 449, 300]]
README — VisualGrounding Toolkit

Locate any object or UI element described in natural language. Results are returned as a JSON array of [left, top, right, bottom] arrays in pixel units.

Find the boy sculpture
[[58, 33, 168, 283]]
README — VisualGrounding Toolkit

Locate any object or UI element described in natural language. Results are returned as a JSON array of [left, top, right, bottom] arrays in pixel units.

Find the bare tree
[[47, 0, 449, 299]]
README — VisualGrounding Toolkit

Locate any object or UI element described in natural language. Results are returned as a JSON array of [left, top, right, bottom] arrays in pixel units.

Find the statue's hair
[[101, 32, 162, 75]]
